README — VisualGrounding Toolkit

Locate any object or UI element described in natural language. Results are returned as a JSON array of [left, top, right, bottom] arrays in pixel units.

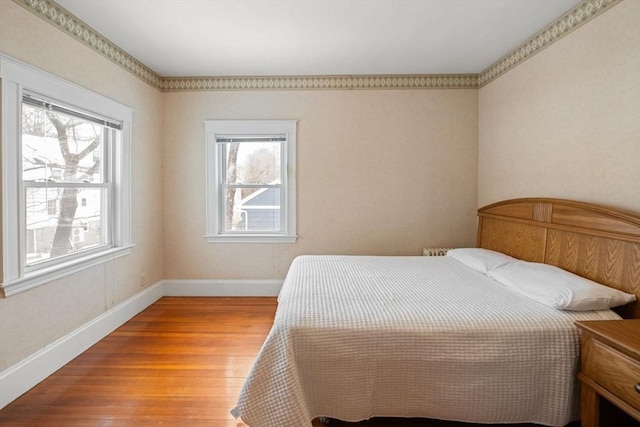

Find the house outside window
[[238, 186, 280, 231], [0, 55, 133, 297], [204, 120, 297, 243], [47, 199, 58, 216]]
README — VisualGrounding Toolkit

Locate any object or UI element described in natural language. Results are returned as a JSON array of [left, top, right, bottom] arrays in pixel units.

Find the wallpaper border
[[161, 75, 479, 91], [12, 0, 623, 91], [11, 0, 164, 90], [478, 0, 622, 86]]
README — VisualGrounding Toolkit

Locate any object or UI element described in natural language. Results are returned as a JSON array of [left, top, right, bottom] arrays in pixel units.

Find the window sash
[[216, 135, 286, 143], [22, 95, 112, 186], [22, 183, 112, 270], [204, 120, 296, 243], [224, 184, 281, 189], [219, 138, 283, 185], [221, 184, 284, 233], [24, 240, 113, 272], [24, 182, 109, 189], [22, 92, 122, 130], [21, 100, 117, 270], [217, 139, 285, 234]]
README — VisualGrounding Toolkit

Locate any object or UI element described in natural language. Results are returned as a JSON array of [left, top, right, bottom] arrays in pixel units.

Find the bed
[[231, 198, 640, 427]]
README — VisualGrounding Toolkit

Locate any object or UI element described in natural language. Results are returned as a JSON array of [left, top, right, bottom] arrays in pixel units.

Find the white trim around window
[[0, 55, 133, 297], [204, 120, 297, 243]]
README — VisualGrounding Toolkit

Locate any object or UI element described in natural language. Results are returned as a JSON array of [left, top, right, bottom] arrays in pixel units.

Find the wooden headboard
[[477, 198, 640, 319]]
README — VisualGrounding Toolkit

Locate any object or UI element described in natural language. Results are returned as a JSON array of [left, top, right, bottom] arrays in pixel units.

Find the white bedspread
[[232, 255, 621, 427]]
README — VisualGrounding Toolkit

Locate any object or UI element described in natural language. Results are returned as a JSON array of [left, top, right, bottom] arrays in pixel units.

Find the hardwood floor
[[0, 297, 578, 427]]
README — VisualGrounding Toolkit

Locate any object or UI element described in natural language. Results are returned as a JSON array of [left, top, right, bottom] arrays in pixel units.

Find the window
[[1, 55, 132, 297], [47, 199, 59, 216], [205, 120, 297, 243]]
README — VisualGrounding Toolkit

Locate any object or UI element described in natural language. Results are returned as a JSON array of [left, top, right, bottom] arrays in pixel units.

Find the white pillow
[[488, 261, 636, 311], [446, 248, 517, 275]]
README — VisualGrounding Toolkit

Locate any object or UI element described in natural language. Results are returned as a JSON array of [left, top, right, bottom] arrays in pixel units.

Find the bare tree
[[239, 147, 279, 199], [225, 144, 279, 230], [22, 105, 47, 137], [44, 112, 101, 257], [225, 143, 240, 231]]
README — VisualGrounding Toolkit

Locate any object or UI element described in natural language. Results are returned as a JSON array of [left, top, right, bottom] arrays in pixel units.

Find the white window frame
[[204, 120, 297, 243], [0, 55, 133, 297]]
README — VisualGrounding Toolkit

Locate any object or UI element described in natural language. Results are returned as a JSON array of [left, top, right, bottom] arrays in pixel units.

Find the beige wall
[[163, 89, 479, 279], [0, 1, 164, 370], [478, 0, 640, 212]]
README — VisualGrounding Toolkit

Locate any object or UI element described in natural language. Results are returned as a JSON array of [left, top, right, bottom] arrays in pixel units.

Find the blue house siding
[[240, 208, 280, 231], [239, 187, 280, 231], [244, 188, 280, 206]]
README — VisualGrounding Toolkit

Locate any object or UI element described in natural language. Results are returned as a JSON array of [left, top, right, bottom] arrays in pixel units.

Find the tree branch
[[77, 160, 101, 182], [77, 136, 101, 161]]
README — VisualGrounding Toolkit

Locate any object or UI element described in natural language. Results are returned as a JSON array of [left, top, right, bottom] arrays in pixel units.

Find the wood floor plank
[[0, 297, 266, 427], [0, 297, 578, 427]]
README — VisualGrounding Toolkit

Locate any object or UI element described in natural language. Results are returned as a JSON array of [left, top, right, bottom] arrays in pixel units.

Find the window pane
[[25, 187, 106, 264], [224, 187, 281, 232], [22, 102, 104, 184], [225, 142, 281, 185]]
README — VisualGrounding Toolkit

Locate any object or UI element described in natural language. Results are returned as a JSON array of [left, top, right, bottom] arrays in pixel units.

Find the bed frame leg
[[318, 417, 331, 424]]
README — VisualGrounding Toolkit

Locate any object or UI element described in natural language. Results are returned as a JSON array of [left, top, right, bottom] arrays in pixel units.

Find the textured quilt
[[232, 255, 621, 427]]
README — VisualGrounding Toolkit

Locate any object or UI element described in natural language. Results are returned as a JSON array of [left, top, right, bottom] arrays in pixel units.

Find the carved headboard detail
[[477, 198, 640, 319]]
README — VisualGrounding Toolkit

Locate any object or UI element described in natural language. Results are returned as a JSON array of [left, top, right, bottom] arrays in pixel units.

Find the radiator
[[422, 247, 452, 256]]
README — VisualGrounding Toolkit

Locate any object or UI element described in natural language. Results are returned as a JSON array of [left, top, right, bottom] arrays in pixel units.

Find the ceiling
[[55, 0, 582, 78]]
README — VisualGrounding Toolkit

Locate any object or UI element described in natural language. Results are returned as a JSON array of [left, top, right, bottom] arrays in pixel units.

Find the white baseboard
[[0, 282, 164, 409], [0, 279, 280, 410], [162, 279, 282, 297]]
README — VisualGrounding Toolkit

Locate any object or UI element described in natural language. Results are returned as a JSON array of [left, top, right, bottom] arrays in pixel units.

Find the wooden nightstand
[[576, 320, 640, 427]]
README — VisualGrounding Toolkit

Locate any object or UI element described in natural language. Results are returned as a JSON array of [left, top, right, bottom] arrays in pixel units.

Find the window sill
[[204, 234, 297, 244], [0, 245, 134, 297]]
